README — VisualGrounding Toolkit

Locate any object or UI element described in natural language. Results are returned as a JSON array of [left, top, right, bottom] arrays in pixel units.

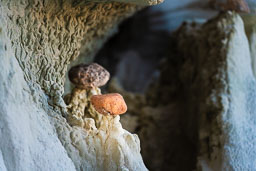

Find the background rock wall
[[102, 10, 256, 170], [175, 12, 256, 170]]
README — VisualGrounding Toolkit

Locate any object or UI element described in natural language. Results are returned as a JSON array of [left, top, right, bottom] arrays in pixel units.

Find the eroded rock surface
[[62, 87, 146, 170], [0, 0, 156, 170], [176, 12, 256, 171]]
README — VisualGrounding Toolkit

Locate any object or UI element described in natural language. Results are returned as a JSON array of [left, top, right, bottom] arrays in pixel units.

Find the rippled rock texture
[[0, 0, 162, 170]]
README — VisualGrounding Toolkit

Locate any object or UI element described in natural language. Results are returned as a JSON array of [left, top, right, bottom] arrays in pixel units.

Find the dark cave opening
[[93, 7, 198, 171], [94, 8, 170, 93]]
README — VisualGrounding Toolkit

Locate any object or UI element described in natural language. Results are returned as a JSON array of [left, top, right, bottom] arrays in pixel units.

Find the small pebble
[[68, 63, 110, 89], [91, 93, 127, 115]]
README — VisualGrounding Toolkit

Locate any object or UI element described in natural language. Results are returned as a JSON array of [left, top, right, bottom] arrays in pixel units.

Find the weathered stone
[[0, 0, 156, 170], [175, 12, 256, 170], [210, 0, 250, 13], [227, 0, 250, 12], [91, 93, 127, 115], [69, 63, 110, 89]]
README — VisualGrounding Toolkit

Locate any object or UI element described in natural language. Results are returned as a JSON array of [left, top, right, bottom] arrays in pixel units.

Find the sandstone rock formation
[[0, 0, 162, 170], [1, 0, 256, 170], [175, 11, 256, 170]]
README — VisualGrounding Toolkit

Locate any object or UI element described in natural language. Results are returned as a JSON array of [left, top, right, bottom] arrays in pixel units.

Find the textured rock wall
[[243, 14, 256, 77], [1, 0, 139, 107], [175, 12, 256, 170], [0, 0, 161, 170], [0, 23, 76, 171], [109, 11, 256, 171]]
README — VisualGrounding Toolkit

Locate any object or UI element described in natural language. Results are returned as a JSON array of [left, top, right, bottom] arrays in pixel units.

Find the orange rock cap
[[91, 93, 127, 115]]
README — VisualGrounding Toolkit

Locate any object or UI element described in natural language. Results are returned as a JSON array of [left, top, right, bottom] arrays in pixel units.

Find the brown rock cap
[[226, 0, 250, 13], [91, 93, 127, 115], [68, 63, 110, 89]]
